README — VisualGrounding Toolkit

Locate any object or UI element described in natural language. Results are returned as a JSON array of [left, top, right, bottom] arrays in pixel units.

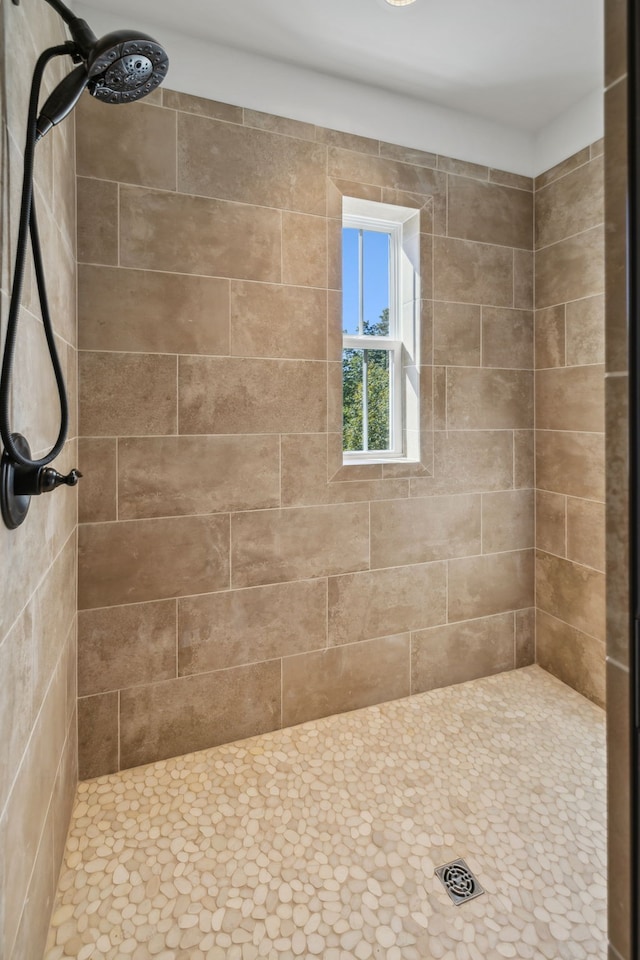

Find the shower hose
[[0, 43, 73, 469]]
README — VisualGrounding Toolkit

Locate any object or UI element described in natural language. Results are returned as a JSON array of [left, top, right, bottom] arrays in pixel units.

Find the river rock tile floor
[[44, 666, 606, 960]]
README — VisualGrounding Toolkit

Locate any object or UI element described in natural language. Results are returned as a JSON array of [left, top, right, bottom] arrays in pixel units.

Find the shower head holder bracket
[[1, 433, 81, 529]]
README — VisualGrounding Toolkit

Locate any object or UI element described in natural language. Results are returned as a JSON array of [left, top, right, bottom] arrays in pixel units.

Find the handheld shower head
[[86, 30, 169, 104]]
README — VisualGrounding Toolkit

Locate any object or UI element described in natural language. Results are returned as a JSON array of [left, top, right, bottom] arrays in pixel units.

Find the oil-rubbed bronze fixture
[[0, 0, 169, 529]]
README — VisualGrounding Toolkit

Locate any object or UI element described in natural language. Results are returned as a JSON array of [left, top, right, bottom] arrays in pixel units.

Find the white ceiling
[[78, 0, 603, 133]]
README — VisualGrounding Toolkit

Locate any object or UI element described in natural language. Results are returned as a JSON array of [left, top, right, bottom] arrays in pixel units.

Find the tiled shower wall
[[534, 142, 606, 707], [604, 0, 632, 955], [0, 0, 78, 957], [76, 88, 536, 778]]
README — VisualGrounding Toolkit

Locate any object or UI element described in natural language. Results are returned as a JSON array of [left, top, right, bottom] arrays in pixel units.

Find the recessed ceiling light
[[385, 0, 417, 5]]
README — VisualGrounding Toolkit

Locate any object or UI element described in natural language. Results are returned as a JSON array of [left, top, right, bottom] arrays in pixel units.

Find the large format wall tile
[[434, 237, 514, 306], [178, 113, 326, 214], [535, 225, 604, 308], [178, 579, 327, 674], [76, 177, 117, 265], [78, 601, 177, 697], [78, 516, 230, 608], [412, 612, 515, 693], [535, 364, 604, 432], [118, 435, 280, 518], [231, 504, 369, 587], [178, 356, 326, 434], [447, 176, 533, 249], [536, 610, 605, 707], [119, 186, 282, 281], [535, 156, 604, 249], [230, 282, 327, 359], [282, 635, 410, 726], [328, 563, 447, 645], [448, 550, 534, 622], [536, 550, 605, 642], [536, 430, 605, 501], [446, 368, 533, 430], [120, 661, 281, 768], [79, 265, 230, 356], [370, 495, 480, 567], [77, 97, 177, 190], [79, 352, 177, 437]]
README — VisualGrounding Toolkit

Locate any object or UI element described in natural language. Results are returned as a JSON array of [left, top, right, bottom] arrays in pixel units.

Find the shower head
[[34, 20, 169, 138], [86, 30, 169, 104]]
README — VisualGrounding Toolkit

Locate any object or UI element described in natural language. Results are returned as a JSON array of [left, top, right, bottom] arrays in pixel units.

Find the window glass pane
[[342, 228, 360, 336], [365, 349, 390, 451], [342, 347, 391, 453], [362, 230, 390, 336]]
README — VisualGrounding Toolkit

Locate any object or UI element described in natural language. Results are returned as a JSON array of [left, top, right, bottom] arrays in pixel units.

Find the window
[[341, 198, 420, 463]]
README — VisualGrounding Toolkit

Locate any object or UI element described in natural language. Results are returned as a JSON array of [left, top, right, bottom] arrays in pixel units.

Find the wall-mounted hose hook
[[1, 0, 169, 529]]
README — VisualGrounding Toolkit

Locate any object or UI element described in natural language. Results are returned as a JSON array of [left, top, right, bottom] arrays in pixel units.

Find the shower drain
[[435, 859, 485, 905]]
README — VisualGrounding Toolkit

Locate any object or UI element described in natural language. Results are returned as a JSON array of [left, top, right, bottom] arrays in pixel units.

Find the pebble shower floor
[[45, 666, 606, 960]]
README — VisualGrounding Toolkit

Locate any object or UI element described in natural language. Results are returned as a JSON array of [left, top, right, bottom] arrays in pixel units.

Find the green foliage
[[343, 309, 390, 452]]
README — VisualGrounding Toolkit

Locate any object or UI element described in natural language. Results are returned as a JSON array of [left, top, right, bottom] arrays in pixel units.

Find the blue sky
[[342, 228, 390, 335]]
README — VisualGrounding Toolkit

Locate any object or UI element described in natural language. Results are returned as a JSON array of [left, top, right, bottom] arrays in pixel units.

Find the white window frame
[[342, 197, 420, 465], [342, 214, 404, 460]]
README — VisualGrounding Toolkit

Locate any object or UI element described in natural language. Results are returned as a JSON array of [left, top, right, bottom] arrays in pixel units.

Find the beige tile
[[328, 563, 446, 646], [178, 113, 326, 215], [433, 302, 481, 365], [567, 498, 605, 571], [535, 364, 604, 432], [447, 176, 533, 249], [535, 147, 591, 191], [515, 608, 535, 667], [535, 305, 565, 369], [446, 368, 533, 429], [77, 177, 118, 265], [591, 138, 605, 159], [370, 495, 480, 567], [78, 515, 230, 608], [605, 78, 628, 374], [178, 356, 326, 435], [536, 610, 605, 708], [32, 536, 77, 712], [231, 503, 369, 588], [0, 608, 34, 814], [79, 352, 177, 437], [119, 185, 282, 282], [329, 147, 446, 198], [513, 430, 534, 488], [76, 96, 176, 189], [78, 601, 176, 697], [489, 169, 533, 191], [482, 490, 534, 553], [437, 156, 488, 180], [163, 89, 243, 123], [379, 142, 437, 168], [434, 237, 514, 306], [78, 438, 116, 523], [79, 265, 230, 356], [411, 612, 515, 694], [230, 282, 326, 359], [607, 660, 632, 959], [78, 692, 119, 779], [513, 249, 533, 310], [535, 225, 604, 309], [179, 579, 327, 675], [118, 435, 280, 519], [536, 551, 605, 641], [243, 109, 315, 140], [316, 127, 378, 155], [605, 0, 627, 87], [328, 179, 382, 218], [565, 294, 605, 365], [282, 212, 327, 288], [606, 376, 630, 667], [535, 155, 604, 249], [448, 550, 534, 621], [536, 490, 566, 557], [536, 429, 605, 500], [482, 308, 533, 368], [281, 433, 409, 506], [10, 807, 55, 960], [410, 430, 514, 495], [282, 635, 410, 727], [120, 661, 281, 768]]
